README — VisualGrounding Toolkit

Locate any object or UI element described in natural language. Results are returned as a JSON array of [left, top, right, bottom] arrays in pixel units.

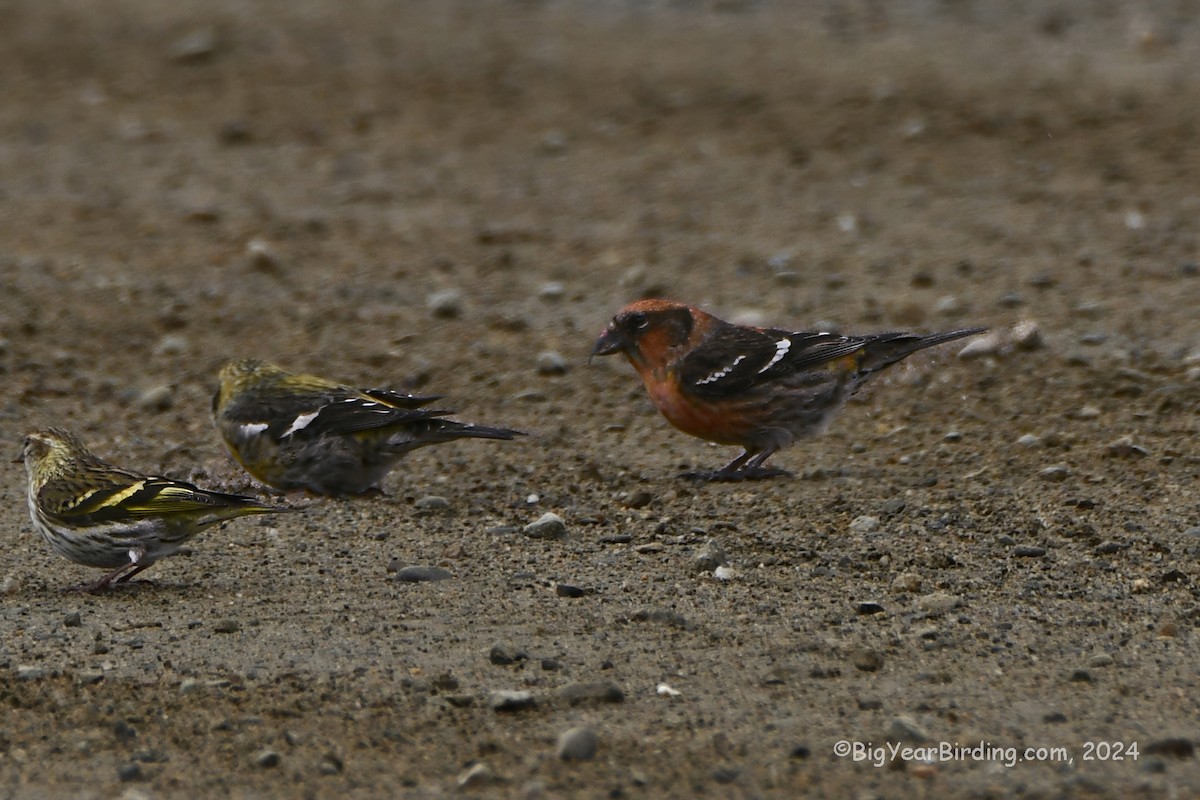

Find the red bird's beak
[[590, 326, 628, 362]]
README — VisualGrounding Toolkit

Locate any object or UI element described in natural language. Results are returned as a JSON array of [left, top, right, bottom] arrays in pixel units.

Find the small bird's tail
[[385, 419, 526, 452], [858, 327, 987, 375]]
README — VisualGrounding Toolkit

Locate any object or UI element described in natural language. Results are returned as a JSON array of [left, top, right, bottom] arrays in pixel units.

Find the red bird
[[591, 299, 984, 480]]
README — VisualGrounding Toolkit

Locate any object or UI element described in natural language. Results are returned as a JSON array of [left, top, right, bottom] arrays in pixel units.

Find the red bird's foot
[[681, 466, 793, 482]]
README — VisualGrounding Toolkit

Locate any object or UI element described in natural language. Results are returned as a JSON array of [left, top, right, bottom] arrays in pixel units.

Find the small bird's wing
[[360, 387, 442, 409], [41, 468, 260, 525], [288, 395, 454, 438], [679, 325, 869, 398], [220, 380, 449, 440]]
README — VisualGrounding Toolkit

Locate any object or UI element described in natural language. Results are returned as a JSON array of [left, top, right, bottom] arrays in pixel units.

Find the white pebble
[[656, 683, 682, 697], [849, 515, 880, 534]]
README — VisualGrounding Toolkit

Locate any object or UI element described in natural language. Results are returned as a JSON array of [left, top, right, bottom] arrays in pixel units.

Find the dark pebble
[[851, 649, 884, 672], [856, 601, 885, 615], [255, 749, 281, 768], [489, 643, 527, 666], [395, 565, 453, 582], [117, 762, 142, 782], [1042, 711, 1068, 723], [790, 745, 811, 759], [63, 611, 82, 628], [213, 620, 240, 634], [600, 533, 633, 544], [1013, 545, 1046, 557], [114, 720, 137, 741], [1145, 738, 1196, 758], [1068, 669, 1094, 683], [559, 680, 625, 706], [541, 658, 561, 671], [623, 490, 654, 509], [555, 583, 586, 598], [1094, 541, 1124, 555], [712, 766, 740, 784]]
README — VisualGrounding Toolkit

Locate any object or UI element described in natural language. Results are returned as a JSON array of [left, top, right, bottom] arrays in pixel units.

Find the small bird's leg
[[80, 549, 148, 592], [685, 448, 791, 481]]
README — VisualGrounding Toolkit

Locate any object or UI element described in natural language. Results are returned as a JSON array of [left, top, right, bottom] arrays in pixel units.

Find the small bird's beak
[[589, 326, 628, 364], [11, 451, 24, 465]]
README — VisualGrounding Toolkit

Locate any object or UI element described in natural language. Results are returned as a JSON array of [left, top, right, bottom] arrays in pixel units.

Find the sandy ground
[[1, 1, 1198, 797]]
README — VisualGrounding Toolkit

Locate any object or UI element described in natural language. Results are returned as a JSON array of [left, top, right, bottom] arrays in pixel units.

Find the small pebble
[[916, 592, 960, 616], [559, 681, 625, 706], [254, 750, 280, 768], [623, 490, 654, 509], [318, 754, 344, 775], [245, 239, 283, 273], [63, 611, 82, 628], [957, 332, 1004, 359], [524, 512, 567, 540], [934, 295, 963, 316], [427, 289, 463, 318], [1016, 434, 1041, 448], [489, 643, 528, 665], [1038, 465, 1070, 482], [167, 27, 218, 62], [851, 648, 884, 672], [457, 762, 496, 788], [849, 515, 880, 534], [394, 565, 453, 583], [536, 351, 569, 375], [153, 335, 189, 357], [414, 495, 449, 510], [1105, 436, 1148, 458], [213, 620, 240, 634], [691, 539, 727, 573], [118, 762, 142, 782], [888, 716, 929, 743], [135, 384, 174, 411], [489, 690, 536, 711], [16, 666, 48, 681], [1011, 319, 1043, 350], [891, 573, 922, 593], [557, 727, 599, 761], [555, 583, 585, 598], [713, 565, 736, 581], [1013, 545, 1046, 558], [656, 683, 682, 697], [537, 282, 566, 301], [856, 601, 885, 615]]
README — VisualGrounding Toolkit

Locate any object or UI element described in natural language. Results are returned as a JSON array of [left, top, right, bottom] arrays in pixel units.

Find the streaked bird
[[19, 427, 285, 591], [213, 358, 524, 496]]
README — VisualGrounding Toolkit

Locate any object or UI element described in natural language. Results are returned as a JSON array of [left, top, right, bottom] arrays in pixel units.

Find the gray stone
[[427, 289, 463, 318], [254, 749, 280, 768], [557, 727, 598, 761], [916, 592, 960, 616], [524, 512, 567, 540], [489, 690, 536, 711], [692, 539, 727, 573], [888, 715, 929, 743], [536, 351, 569, 375], [394, 565, 453, 583], [849, 515, 880, 534], [559, 681, 625, 706], [414, 495, 450, 510]]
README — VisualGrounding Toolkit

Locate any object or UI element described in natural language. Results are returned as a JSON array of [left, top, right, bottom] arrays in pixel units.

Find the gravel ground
[[1, 1, 1198, 797]]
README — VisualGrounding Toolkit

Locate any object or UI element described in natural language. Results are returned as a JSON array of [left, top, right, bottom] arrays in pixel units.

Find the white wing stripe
[[696, 355, 746, 385], [282, 411, 320, 437], [758, 338, 791, 373]]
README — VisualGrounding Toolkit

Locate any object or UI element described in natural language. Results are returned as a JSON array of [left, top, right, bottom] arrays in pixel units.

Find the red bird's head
[[591, 299, 701, 369]]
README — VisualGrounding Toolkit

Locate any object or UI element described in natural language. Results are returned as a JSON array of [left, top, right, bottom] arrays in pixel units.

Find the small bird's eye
[[629, 312, 649, 330]]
